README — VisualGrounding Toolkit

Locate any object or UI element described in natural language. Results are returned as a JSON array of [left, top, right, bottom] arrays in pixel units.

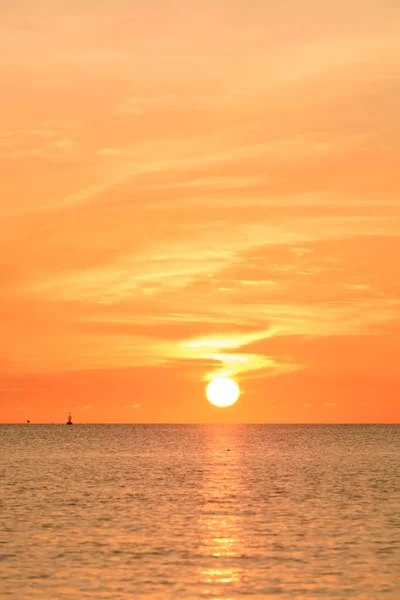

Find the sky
[[1, 0, 400, 423]]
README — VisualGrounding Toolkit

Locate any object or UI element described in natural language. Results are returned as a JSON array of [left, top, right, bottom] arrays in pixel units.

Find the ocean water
[[0, 424, 399, 599]]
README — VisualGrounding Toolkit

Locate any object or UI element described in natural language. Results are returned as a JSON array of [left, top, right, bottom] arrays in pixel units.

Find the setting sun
[[206, 378, 240, 408]]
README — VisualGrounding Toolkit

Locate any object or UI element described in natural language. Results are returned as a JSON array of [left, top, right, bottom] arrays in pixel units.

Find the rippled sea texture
[[1, 424, 399, 599]]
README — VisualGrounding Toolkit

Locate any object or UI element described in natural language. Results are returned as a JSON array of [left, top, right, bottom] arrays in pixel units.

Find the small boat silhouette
[[26, 419, 30, 424], [66, 412, 73, 425]]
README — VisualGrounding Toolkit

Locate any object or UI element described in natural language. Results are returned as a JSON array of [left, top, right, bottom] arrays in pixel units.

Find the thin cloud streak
[[0, 0, 399, 422]]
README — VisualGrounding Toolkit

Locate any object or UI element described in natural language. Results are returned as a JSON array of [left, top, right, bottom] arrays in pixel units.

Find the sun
[[206, 377, 240, 408]]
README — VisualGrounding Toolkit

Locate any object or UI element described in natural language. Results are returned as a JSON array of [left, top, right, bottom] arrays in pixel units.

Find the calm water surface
[[0, 424, 399, 599]]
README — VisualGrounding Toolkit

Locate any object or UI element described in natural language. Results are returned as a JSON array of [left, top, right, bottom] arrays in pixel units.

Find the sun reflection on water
[[197, 426, 244, 597]]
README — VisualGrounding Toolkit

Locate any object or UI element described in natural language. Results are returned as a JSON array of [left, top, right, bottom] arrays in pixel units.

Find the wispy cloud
[[1, 0, 400, 422]]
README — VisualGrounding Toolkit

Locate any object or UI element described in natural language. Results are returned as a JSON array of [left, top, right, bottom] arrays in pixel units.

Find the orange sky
[[1, 0, 399, 423]]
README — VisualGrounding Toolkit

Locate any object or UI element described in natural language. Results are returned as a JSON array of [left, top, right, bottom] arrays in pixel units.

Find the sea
[[0, 424, 399, 599]]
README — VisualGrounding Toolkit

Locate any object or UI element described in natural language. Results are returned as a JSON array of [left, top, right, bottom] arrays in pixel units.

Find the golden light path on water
[[196, 426, 243, 597]]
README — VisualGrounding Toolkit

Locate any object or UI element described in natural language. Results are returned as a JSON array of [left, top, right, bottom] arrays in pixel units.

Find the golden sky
[[1, 0, 399, 423]]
